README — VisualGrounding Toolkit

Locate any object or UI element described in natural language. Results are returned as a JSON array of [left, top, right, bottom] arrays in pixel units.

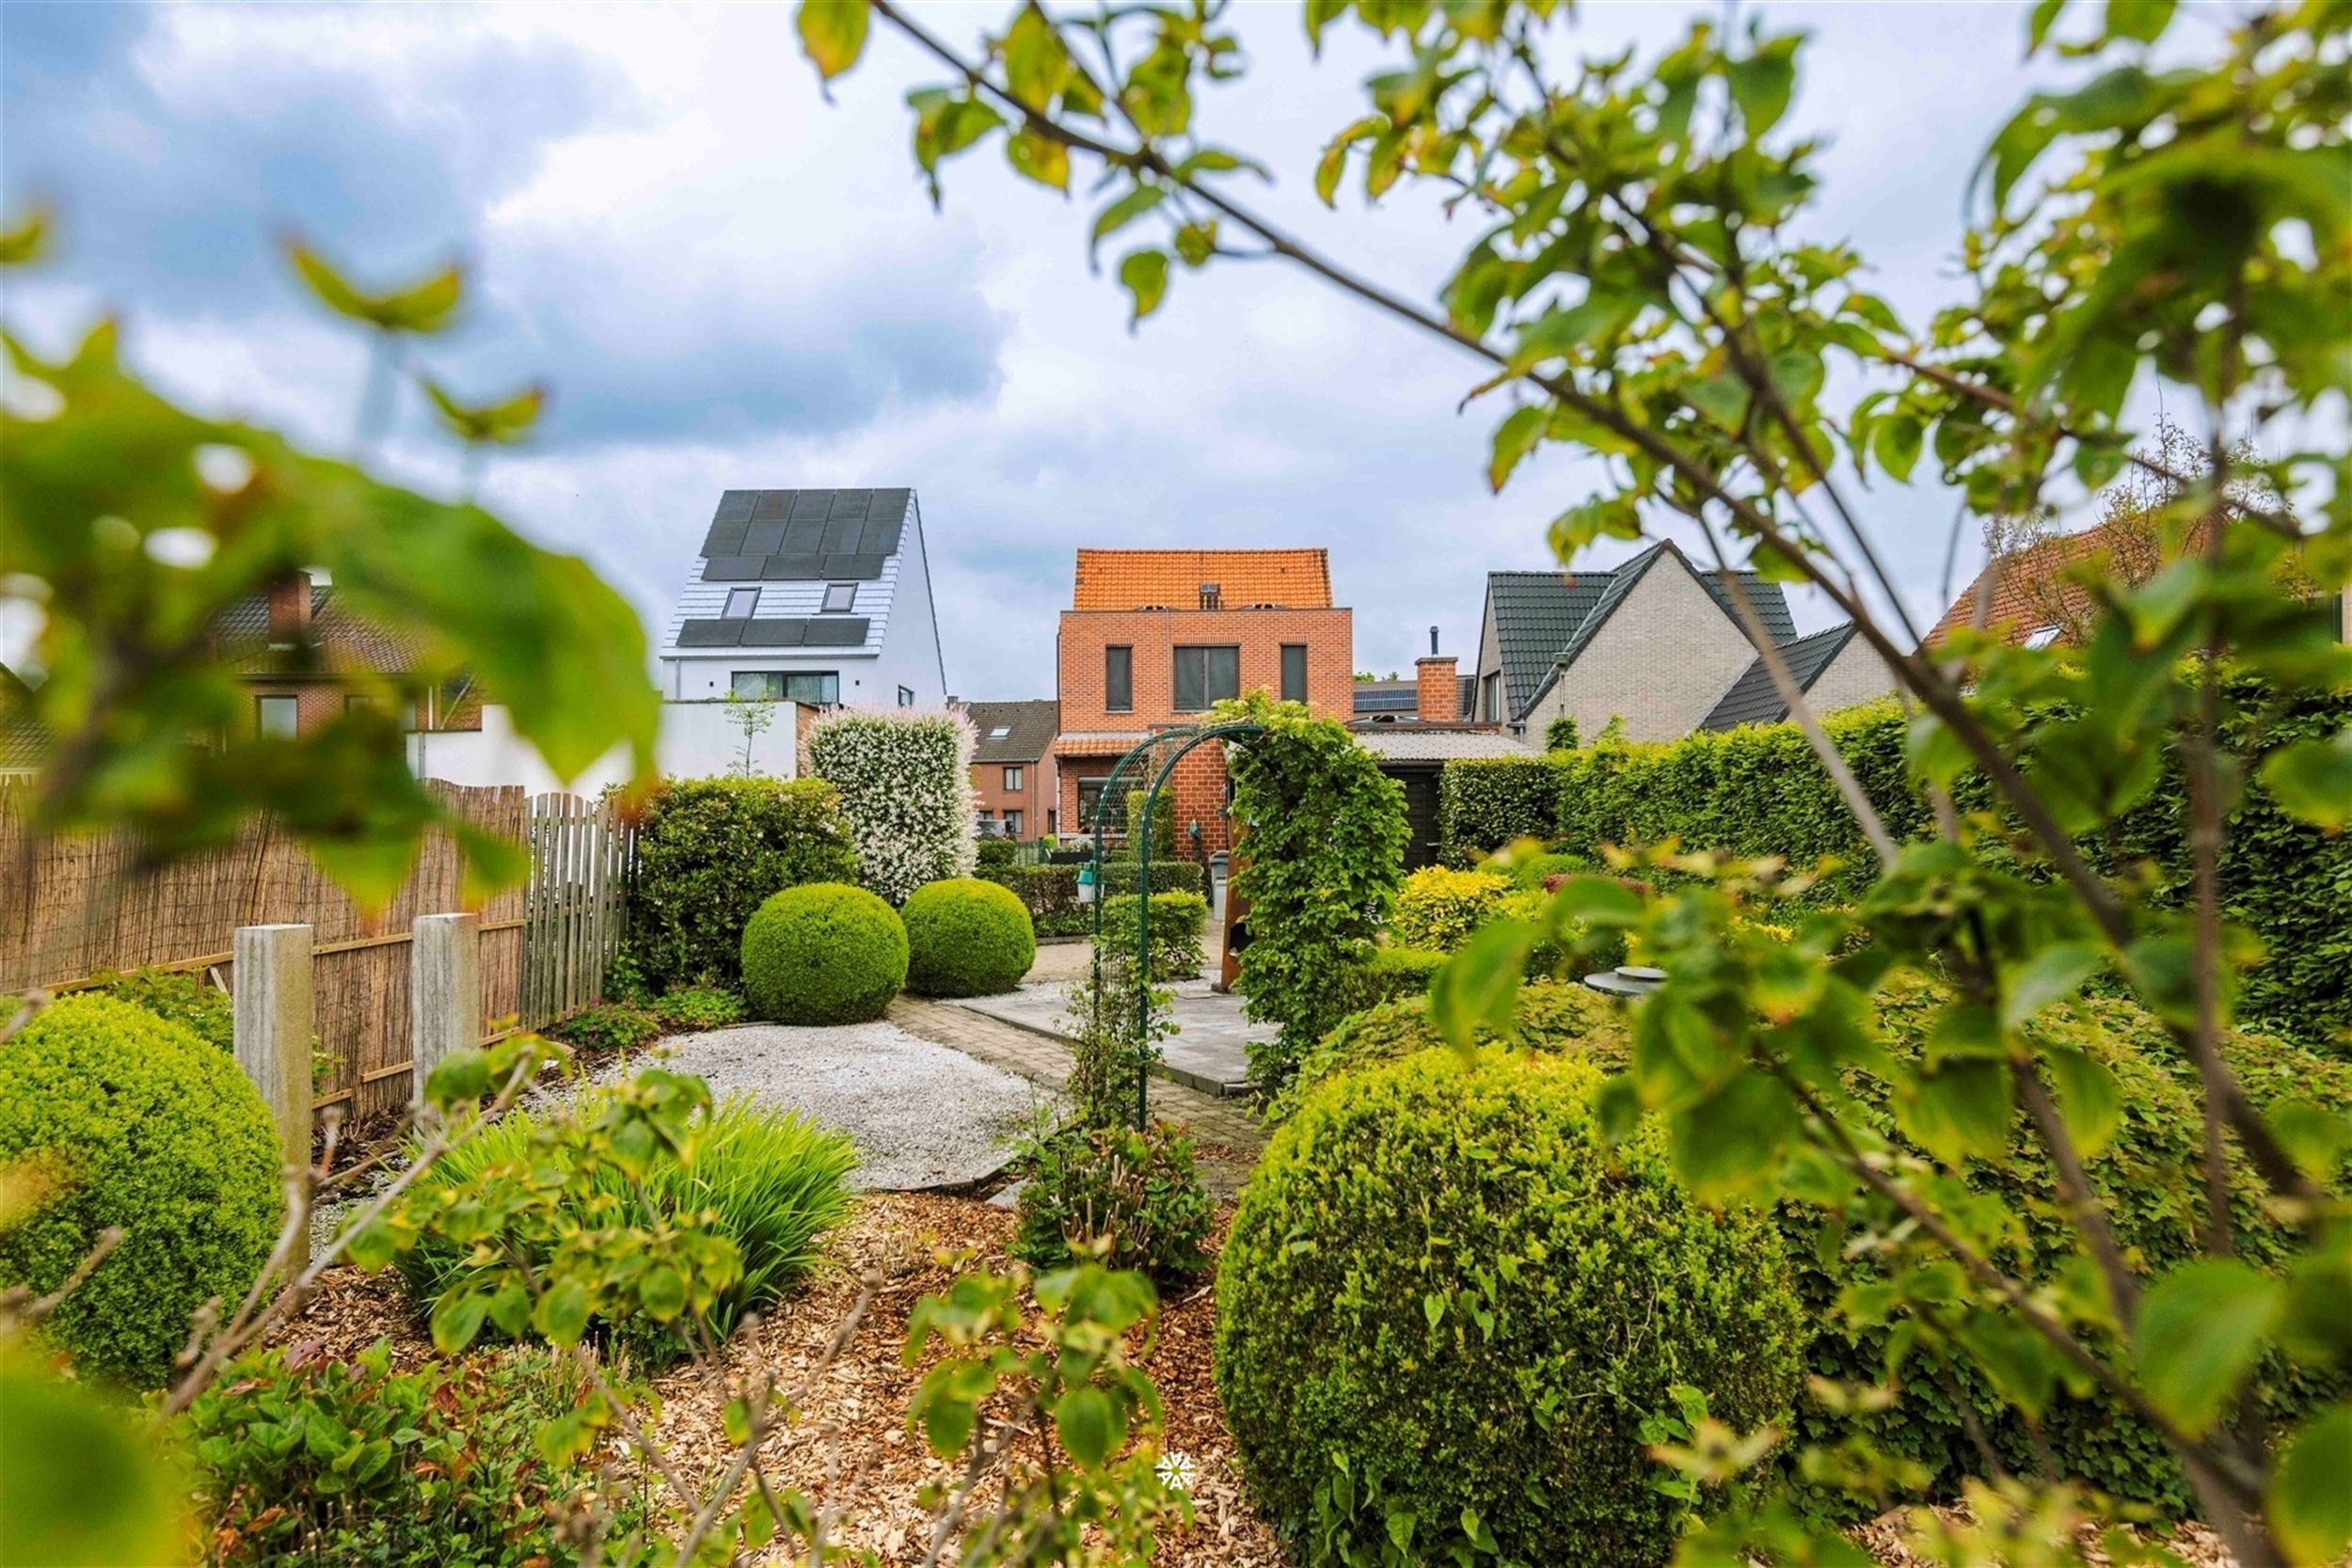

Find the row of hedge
[[977, 860, 1205, 938], [1436, 685, 2352, 1045]]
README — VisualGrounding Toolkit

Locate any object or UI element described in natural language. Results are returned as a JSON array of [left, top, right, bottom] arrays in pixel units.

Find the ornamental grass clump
[[0, 994, 282, 1388], [902, 877, 1036, 997], [395, 1095, 857, 1364], [740, 881, 908, 1023], [1217, 1048, 1804, 1566]]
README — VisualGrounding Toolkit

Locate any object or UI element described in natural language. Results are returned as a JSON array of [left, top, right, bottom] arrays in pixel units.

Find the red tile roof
[[1071, 548, 1332, 610]]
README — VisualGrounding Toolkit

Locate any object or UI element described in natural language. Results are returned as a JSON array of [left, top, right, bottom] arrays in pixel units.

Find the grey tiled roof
[[1699, 622, 1859, 731], [1351, 725, 1534, 760], [1489, 542, 1795, 723], [215, 584, 431, 673], [967, 699, 1059, 764]]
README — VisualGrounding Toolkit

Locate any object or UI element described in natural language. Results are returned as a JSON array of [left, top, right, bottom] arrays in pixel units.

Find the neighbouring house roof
[[967, 699, 1059, 764], [2, 666, 49, 774], [665, 488, 916, 656], [1488, 541, 1796, 724], [1349, 725, 1534, 762], [1353, 678, 1418, 716], [1699, 623, 1861, 732], [1071, 548, 1332, 611], [215, 584, 430, 674], [1052, 732, 1152, 758]]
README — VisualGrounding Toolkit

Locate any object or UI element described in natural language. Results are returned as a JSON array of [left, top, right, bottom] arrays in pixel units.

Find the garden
[[6, 1, 2352, 1565]]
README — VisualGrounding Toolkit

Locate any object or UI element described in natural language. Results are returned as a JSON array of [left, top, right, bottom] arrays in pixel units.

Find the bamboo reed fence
[[1, 784, 632, 1120]]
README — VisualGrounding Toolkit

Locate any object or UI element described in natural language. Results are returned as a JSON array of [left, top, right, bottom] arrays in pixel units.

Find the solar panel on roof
[[701, 557, 765, 581], [790, 493, 830, 519], [764, 554, 822, 579], [714, 491, 757, 523], [751, 491, 793, 520], [676, 619, 747, 647], [801, 617, 869, 646], [738, 619, 808, 646], [784, 520, 824, 551]]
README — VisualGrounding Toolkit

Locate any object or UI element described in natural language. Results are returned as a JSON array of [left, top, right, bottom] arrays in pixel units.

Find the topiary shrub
[[1096, 891, 1206, 981], [1012, 1117, 1213, 1280], [805, 708, 978, 904], [1218, 1049, 1804, 1565], [903, 877, 1036, 997], [86, 967, 234, 1053], [0, 994, 282, 1387], [740, 882, 909, 1023], [1494, 847, 1593, 890], [975, 835, 1019, 868], [619, 776, 860, 991], [1268, 980, 1628, 1124], [1390, 865, 1512, 952]]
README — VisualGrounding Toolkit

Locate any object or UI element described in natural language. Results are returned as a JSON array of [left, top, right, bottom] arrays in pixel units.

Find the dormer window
[[723, 587, 759, 619], [2024, 624, 2063, 649], [1200, 582, 1221, 610], [821, 582, 857, 613]]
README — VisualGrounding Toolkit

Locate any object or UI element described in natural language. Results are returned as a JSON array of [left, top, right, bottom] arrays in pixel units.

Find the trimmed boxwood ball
[[0, 993, 283, 1387], [1216, 1048, 1803, 1567], [740, 881, 909, 1023], [901, 878, 1035, 997]]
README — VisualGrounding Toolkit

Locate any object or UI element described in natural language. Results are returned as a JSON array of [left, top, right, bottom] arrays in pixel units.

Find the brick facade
[[1414, 655, 1459, 722], [971, 755, 1055, 838], [1054, 603, 1354, 855]]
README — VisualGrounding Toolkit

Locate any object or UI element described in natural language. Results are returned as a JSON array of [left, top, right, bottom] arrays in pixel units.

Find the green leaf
[[1089, 185, 1166, 261], [1999, 942, 2103, 1028], [640, 1264, 688, 1323], [922, 1391, 976, 1457], [1422, 1291, 1445, 1329], [340, 1222, 396, 1274], [429, 1289, 491, 1355], [1001, 4, 1071, 110], [1871, 413, 1923, 482], [2043, 1046, 2123, 1158], [1173, 221, 1217, 268], [1487, 404, 1546, 492], [533, 1279, 592, 1347], [1005, 126, 1070, 192], [2259, 731, 2352, 832], [1898, 1057, 2012, 1165], [1117, 248, 1170, 326], [2270, 1402, 2352, 1566], [285, 240, 463, 335], [2103, 0, 2174, 43], [1429, 918, 1536, 1053], [1550, 874, 1644, 928], [796, 0, 870, 80], [2026, 0, 2068, 52], [2135, 1259, 2282, 1435], [1670, 1072, 1797, 1199], [2267, 1100, 2352, 1182], [1054, 1386, 1121, 1467], [1724, 38, 1799, 136], [421, 1048, 491, 1109], [0, 207, 51, 268]]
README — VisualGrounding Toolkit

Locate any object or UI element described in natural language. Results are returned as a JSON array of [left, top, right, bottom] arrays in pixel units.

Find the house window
[[1004, 809, 1024, 837], [1279, 643, 1308, 704], [1481, 672, 1501, 721], [723, 587, 760, 619], [1173, 644, 1240, 711], [1104, 645, 1133, 712], [821, 582, 857, 613], [732, 671, 839, 705], [898, 685, 915, 706], [988, 724, 1012, 739], [256, 695, 298, 737], [1004, 766, 1025, 792], [1075, 775, 1114, 833], [1200, 582, 1221, 610], [2024, 624, 2063, 649]]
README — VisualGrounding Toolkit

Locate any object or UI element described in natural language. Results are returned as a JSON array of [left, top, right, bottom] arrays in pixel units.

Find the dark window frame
[[1003, 765, 1024, 791], [1279, 642, 1309, 703], [1104, 644, 1134, 713], [723, 586, 760, 619], [820, 582, 857, 613], [255, 694, 299, 737], [732, 670, 839, 705], [1172, 644, 1241, 711]]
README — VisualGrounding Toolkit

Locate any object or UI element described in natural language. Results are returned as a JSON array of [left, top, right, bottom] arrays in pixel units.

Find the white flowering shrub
[[805, 708, 978, 904]]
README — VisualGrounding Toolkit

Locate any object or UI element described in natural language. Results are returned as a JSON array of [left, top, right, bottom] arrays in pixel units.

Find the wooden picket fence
[[1, 784, 632, 1119], [519, 792, 632, 1028]]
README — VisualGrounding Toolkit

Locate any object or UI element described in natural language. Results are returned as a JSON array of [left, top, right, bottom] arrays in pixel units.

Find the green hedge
[[1530, 683, 2352, 1048], [977, 860, 1205, 939], [1436, 755, 1560, 863], [620, 778, 860, 990], [1097, 891, 1207, 981]]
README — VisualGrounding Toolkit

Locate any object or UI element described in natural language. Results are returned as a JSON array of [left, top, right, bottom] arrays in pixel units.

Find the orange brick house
[[1053, 548, 1353, 856], [221, 570, 479, 738]]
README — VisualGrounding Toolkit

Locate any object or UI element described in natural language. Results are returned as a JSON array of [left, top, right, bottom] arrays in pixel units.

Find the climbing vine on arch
[[1215, 691, 1409, 1089]]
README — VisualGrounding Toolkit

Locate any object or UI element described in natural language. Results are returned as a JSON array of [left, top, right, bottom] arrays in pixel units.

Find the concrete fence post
[[411, 911, 481, 1103], [232, 924, 313, 1166]]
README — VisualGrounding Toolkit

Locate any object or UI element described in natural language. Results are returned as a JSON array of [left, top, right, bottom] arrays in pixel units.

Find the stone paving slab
[[945, 977, 1263, 1098]]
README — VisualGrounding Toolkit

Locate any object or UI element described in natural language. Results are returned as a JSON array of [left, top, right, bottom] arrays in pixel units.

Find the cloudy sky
[[1, 2, 2158, 698]]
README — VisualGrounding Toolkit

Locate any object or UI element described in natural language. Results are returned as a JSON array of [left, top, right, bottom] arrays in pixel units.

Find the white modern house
[[660, 486, 948, 711]]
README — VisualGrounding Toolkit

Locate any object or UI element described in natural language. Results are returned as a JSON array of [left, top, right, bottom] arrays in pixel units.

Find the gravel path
[[573, 1021, 1059, 1191]]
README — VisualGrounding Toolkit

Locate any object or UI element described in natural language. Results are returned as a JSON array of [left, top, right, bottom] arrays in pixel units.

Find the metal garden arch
[[1084, 721, 1263, 1129]]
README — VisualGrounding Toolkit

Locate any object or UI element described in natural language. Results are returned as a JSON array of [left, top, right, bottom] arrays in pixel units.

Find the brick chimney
[[1414, 625, 1457, 723], [266, 570, 313, 645]]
